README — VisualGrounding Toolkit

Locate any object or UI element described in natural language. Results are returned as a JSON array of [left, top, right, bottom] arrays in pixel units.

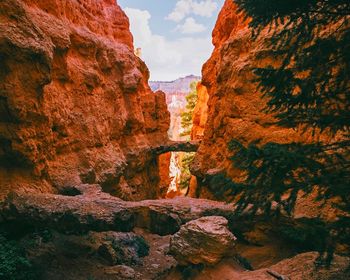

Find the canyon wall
[[191, 1, 343, 221], [191, 82, 208, 141], [0, 0, 170, 200], [191, 0, 307, 196]]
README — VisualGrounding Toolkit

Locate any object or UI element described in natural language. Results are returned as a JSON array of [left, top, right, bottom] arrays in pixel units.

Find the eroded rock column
[[0, 0, 170, 201]]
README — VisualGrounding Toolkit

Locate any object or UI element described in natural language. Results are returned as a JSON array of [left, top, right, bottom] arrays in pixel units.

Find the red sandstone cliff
[[192, 0, 326, 197], [189, 0, 345, 222], [0, 0, 170, 200], [192, 0, 309, 194], [191, 82, 208, 141]]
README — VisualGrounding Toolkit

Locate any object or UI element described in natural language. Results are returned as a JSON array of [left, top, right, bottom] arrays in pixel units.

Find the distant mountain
[[149, 75, 201, 141], [149, 75, 201, 94]]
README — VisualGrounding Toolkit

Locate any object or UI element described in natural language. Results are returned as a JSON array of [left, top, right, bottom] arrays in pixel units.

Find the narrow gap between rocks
[[151, 77, 200, 199]]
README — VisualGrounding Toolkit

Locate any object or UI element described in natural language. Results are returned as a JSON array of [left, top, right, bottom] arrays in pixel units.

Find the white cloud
[[166, 0, 218, 22], [124, 7, 213, 81], [124, 8, 152, 43], [192, 0, 218, 17], [166, 0, 192, 22], [176, 17, 206, 34]]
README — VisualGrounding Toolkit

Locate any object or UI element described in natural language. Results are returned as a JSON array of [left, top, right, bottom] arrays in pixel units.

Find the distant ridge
[[150, 74, 200, 84], [149, 75, 201, 93]]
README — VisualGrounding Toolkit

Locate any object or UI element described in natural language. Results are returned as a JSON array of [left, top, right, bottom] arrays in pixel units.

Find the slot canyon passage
[[0, 0, 349, 279]]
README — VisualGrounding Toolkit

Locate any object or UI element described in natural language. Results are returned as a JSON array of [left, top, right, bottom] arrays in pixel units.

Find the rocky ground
[[3, 218, 349, 280], [1, 185, 349, 279]]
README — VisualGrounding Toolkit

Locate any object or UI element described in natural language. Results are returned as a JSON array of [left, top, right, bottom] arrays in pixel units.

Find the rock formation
[[0, 185, 236, 235], [2, 186, 349, 279], [96, 232, 149, 266], [187, 82, 209, 197], [173, 252, 350, 280], [191, 82, 209, 141], [0, 0, 170, 201], [157, 152, 172, 198], [1, 1, 349, 279], [191, 0, 311, 197], [169, 216, 236, 265], [150, 75, 201, 198]]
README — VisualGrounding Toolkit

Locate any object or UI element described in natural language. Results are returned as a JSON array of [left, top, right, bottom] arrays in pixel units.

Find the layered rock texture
[[1, 185, 235, 236], [191, 82, 208, 141], [0, 0, 170, 200], [169, 216, 236, 265], [191, 0, 310, 196]]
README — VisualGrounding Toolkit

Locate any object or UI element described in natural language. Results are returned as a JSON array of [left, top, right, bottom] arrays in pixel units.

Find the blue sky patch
[[118, 0, 224, 81]]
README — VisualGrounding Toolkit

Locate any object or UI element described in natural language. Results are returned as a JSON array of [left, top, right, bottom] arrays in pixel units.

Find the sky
[[118, 0, 225, 81]]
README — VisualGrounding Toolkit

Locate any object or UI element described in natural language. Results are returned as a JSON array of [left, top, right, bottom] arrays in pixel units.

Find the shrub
[[0, 234, 40, 280], [180, 81, 199, 138], [178, 152, 196, 190]]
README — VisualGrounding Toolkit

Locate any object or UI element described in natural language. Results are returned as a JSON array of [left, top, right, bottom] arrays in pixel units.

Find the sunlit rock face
[[0, 0, 170, 200], [190, 1, 342, 221], [192, 0, 304, 196], [157, 152, 171, 198], [186, 82, 209, 198], [191, 82, 209, 141]]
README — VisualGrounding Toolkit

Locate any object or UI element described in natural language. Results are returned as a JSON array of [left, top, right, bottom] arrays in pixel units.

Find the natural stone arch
[[152, 140, 200, 155]]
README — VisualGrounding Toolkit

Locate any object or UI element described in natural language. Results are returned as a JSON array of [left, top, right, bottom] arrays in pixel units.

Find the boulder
[[169, 216, 236, 265]]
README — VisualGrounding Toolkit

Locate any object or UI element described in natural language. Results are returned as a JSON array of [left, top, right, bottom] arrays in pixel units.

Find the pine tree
[[178, 81, 199, 190], [218, 0, 350, 261], [178, 152, 196, 190], [180, 81, 199, 138]]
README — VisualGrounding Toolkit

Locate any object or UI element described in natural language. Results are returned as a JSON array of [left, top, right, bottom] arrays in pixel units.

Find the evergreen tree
[[178, 81, 199, 190], [180, 81, 199, 137], [218, 0, 350, 260], [178, 152, 196, 190]]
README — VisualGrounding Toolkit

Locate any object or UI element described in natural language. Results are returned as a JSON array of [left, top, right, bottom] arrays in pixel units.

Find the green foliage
[[178, 152, 196, 190], [226, 140, 350, 215], [180, 81, 199, 137], [178, 81, 199, 190], [0, 234, 40, 280], [234, 0, 350, 134], [230, 0, 350, 206], [225, 0, 350, 260]]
